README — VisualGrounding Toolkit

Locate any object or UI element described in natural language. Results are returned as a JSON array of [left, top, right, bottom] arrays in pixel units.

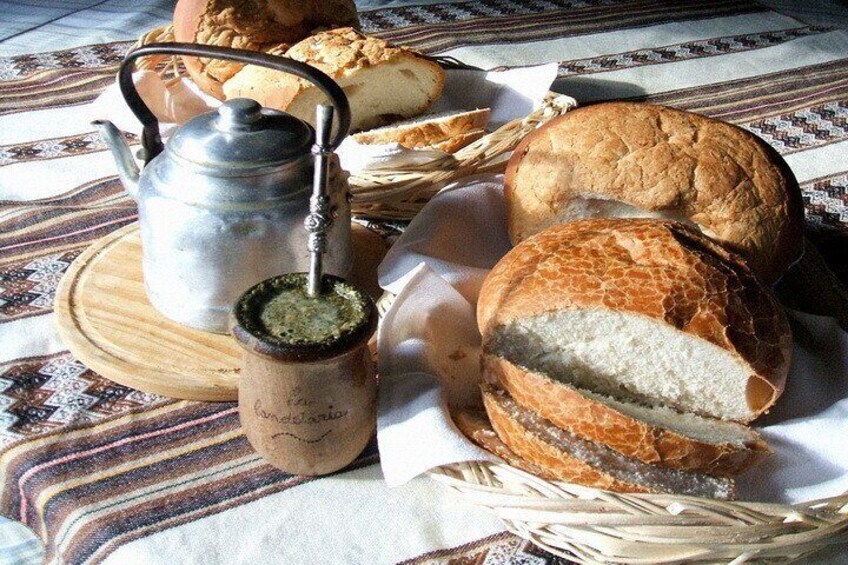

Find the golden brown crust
[[477, 219, 792, 421], [223, 27, 445, 130], [431, 129, 486, 153], [483, 355, 772, 476], [352, 109, 490, 149], [504, 102, 805, 284], [450, 404, 558, 480], [481, 386, 653, 493], [173, 0, 360, 99], [275, 28, 444, 111]]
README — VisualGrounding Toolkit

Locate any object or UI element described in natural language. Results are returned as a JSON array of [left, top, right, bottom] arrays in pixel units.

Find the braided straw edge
[[428, 462, 848, 564], [136, 25, 577, 220], [347, 93, 577, 219]]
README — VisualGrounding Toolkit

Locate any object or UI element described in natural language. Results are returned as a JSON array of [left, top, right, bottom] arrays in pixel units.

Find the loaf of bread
[[481, 385, 735, 499], [478, 219, 792, 423], [352, 108, 490, 152], [504, 102, 805, 284], [483, 356, 771, 476], [173, 0, 360, 99], [223, 28, 445, 131]]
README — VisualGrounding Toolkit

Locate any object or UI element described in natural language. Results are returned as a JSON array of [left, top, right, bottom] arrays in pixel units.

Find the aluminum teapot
[[95, 44, 352, 333]]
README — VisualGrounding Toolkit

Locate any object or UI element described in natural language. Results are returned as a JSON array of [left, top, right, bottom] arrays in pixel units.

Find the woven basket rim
[[427, 461, 848, 564]]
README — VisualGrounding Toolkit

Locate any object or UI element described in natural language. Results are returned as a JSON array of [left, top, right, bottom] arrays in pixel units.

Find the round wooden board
[[55, 222, 389, 402]]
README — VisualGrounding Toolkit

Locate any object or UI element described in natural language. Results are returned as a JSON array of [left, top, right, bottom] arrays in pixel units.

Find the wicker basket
[[134, 25, 578, 220], [135, 27, 848, 563]]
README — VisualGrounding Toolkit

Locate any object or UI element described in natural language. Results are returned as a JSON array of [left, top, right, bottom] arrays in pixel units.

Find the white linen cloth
[[375, 175, 848, 505], [86, 64, 560, 173]]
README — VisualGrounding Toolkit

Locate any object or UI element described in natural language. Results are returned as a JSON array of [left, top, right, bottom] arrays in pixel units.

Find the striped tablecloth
[[2, 1, 848, 564]]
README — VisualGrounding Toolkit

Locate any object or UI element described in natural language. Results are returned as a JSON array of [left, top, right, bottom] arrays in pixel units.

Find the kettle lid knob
[[217, 99, 262, 130]]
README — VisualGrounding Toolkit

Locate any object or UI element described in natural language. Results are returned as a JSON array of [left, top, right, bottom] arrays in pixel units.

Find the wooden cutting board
[[54, 222, 388, 402]]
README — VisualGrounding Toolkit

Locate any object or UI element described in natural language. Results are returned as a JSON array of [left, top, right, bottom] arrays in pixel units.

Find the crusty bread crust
[[483, 355, 771, 476], [482, 386, 653, 493], [450, 404, 558, 480], [477, 219, 792, 422], [352, 108, 490, 149], [482, 386, 736, 498], [432, 128, 486, 153], [503, 102, 804, 284], [173, 0, 360, 99], [224, 28, 445, 131]]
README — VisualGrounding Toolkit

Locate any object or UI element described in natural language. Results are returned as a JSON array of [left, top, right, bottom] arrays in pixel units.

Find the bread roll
[[173, 0, 360, 99], [478, 219, 792, 423], [352, 108, 490, 150], [483, 356, 771, 476], [504, 102, 804, 284], [223, 28, 445, 131], [482, 385, 735, 499]]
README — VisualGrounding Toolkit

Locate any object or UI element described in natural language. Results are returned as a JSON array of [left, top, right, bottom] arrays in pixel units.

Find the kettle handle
[[118, 43, 352, 164]]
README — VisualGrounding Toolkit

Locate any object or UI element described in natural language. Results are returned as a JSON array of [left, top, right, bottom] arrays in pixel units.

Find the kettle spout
[[93, 120, 141, 200]]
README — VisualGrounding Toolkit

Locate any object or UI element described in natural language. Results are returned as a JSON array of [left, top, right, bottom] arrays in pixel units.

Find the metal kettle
[[95, 44, 352, 334]]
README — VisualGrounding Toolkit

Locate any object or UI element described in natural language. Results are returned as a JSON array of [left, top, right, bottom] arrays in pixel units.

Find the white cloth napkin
[[86, 64, 560, 173], [376, 175, 848, 504]]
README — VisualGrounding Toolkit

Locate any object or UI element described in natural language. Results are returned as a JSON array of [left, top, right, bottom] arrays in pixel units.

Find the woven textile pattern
[[0, 0, 847, 563]]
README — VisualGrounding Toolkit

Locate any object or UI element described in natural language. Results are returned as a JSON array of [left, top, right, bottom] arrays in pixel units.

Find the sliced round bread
[[483, 355, 771, 476], [478, 219, 792, 423], [223, 28, 445, 131], [481, 385, 735, 499]]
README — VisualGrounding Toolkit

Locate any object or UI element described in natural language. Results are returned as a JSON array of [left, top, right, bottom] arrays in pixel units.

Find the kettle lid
[[168, 99, 314, 169]]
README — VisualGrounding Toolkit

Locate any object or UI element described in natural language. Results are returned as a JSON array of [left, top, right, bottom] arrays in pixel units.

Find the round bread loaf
[[478, 218, 792, 423], [173, 0, 360, 99], [504, 102, 804, 284]]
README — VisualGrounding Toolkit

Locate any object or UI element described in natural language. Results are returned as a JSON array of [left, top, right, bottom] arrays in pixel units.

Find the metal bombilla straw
[[305, 105, 336, 297]]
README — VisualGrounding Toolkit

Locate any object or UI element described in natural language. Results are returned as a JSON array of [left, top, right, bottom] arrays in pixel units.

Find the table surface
[[2, 1, 848, 564]]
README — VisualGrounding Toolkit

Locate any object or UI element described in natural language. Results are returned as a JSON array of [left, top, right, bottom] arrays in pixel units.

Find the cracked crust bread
[[481, 385, 735, 499], [504, 102, 805, 284], [352, 108, 490, 151], [173, 0, 359, 99], [223, 28, 445, 131], [482, 355, 771, 477], [477, 219, 792, 423]]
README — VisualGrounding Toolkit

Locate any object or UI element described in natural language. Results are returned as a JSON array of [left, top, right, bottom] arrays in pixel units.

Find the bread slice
[[451, 404, 557, 480], [432, 128, 486, 153], [223, 28, 445, 131], [482, 385, 735, 499], [483, 355, 771, 476], [352, 108, 490, 149], [478, 219, 792, 423], [504, 102, 804, 284]]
